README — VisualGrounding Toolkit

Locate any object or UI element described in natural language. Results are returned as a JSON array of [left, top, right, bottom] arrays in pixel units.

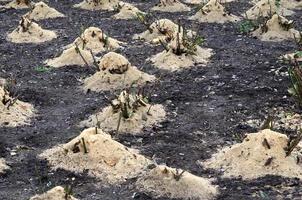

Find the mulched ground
[[0, 0, 301, 199]]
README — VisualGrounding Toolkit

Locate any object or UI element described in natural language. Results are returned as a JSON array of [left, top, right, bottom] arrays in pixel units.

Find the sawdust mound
[[7, 16, 57, 43], [80, 90, 166, 134], [74, 0, 119, 11], [25, 2, 65, 21], [151, 0, 191, 12], [282, 0, 302, 9], [150, 47, 213, 71], [183, 0, 203, 4], [203, 129, 302, 180], [40, 127, 152, 184], [133, 19, 192, 44], [45, 46, 94, 68], [46, 27, 122, 68], [136, 165, 218, 200], [113, 2, 145, 19], [0, 82, 34, 127], [189, 0, 240, 23], [30, 186, 78, 200], [184, 0, 234, 3], [2, 0, 31, 9], [0, 158, 9, 174], [67, 27, 122, 54], [150, 37, 213, 71], [244, 0, 294, 19], [252, 0, 302, 9], [83, 52, 155, 92], [252, 14, 300, 42]]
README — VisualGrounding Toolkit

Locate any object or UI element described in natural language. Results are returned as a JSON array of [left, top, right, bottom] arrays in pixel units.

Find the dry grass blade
[[172, 169, 185, 181], [81, 137, 88, 154], [75, 43, 90, 68], [259, 115, 274, 130], [285, 129, 302, 157]]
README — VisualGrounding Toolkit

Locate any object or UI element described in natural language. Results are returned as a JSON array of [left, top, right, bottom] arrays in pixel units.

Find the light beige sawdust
[[252, 0, 302, 9], [113, 2, 145, 19], [150, 47, 213, 71], [252, 14, 300, 41], [80, 90, 166, 134], [189, 0, 240, 23], [40, 127, 152, 184], [282, 0, 302, 9], [30, 186, 78, 200], [133, 18, 193, 44], [0, 158, 9, 174], [149, 37, 213, 71], [73, 0, 119, 11], [1, 0, 31, 9], [83, 52, 155, 92], [25, 1, 65, 21], [183, 0, 204, 4], [66, 27, 123, 54], [244, 0, 294, 19], [183, 0, 235, 4], [151, 0, 191, 12], [0, 84, 34, 127], [202, 129, 302, 180], [45, 46, 94, 68], [7, 16, 57, 44], [136, 165, 218, 200]]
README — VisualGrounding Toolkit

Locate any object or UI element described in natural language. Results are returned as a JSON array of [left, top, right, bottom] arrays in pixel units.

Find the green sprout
[[34, 66, 52, 73], [288, 61, 302, 106]]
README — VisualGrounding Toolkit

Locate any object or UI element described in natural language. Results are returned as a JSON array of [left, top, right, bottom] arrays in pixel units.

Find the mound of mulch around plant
[[149, 36, 213, 71], [1, 0, 31, 9], [45, 46, 94, 68], [0, 81, 34, 127], [66, 27, 123, 54], [245, 0, 294, 19], [136, 165, 218, 200], [189, 0, 240, 23], [151, 0, 191, 12], [29, 186, 78, 200], [201, 129, 302, 180], [80, 89, 166, 134], [25, 1, 65, 21], [40, 127, 152, 184], [73, 0, 119, 11], [282, 0, 302, 9], [113, 2, 145, 19], [133, 18, 193, 44], [7, 16, 57, 43], [45, 27, 122, 68], [0, 158, 9, 174], [252, 0, 302, 9], [252, 14, 300, 42], [83, 52, 155, 92], [184, 0, 234, 4]]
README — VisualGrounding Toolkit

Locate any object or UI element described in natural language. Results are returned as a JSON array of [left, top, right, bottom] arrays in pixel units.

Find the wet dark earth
[[0, 0, 302, 199]]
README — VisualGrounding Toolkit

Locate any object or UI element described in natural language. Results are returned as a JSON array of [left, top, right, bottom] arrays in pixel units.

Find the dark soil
[[0, 0, 301, 199]]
